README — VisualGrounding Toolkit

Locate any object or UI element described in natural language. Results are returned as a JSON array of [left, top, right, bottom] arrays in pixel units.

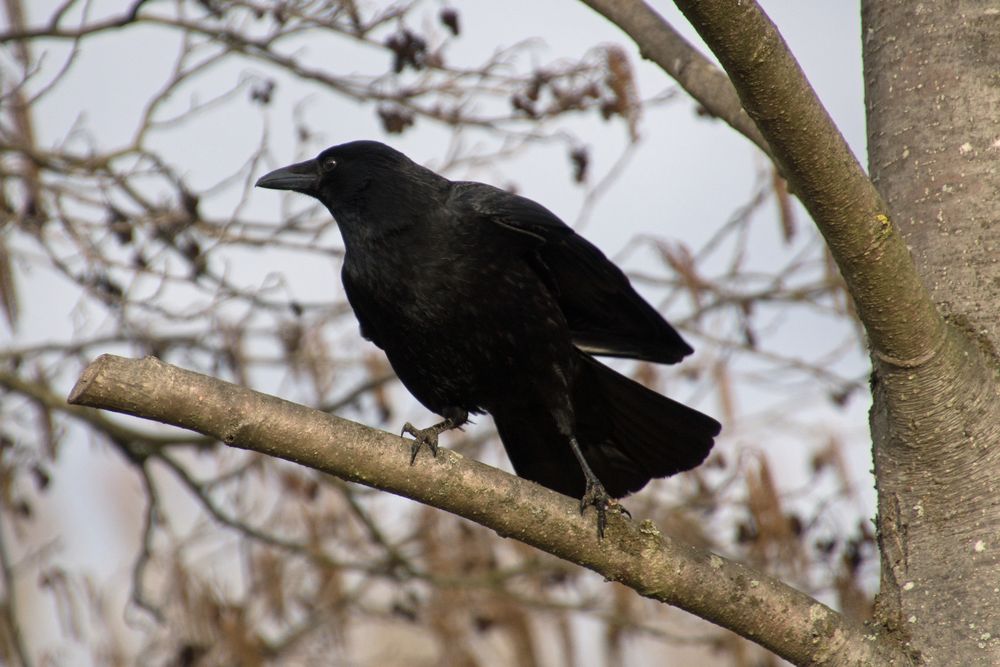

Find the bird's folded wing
[[452, 182, 693, 365]]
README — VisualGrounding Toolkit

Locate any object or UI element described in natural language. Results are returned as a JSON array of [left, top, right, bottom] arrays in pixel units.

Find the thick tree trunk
[[864, 1, 1000, 343], [863, 1, 1000, 663]]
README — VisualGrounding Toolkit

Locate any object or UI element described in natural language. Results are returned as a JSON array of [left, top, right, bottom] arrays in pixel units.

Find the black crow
[[256, 140, 720, 536]]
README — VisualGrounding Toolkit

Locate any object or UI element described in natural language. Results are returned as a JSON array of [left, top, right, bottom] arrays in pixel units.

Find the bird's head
[[255, 140, 428, 211]]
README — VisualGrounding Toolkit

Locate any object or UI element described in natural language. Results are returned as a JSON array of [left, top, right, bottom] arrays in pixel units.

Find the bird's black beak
[[255, 159, 319, 194]]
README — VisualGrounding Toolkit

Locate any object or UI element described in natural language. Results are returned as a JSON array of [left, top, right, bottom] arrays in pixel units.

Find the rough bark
[[864, 1, 1000, 346], [863, 2, 1000, 664], [68, 354, 907, 667]]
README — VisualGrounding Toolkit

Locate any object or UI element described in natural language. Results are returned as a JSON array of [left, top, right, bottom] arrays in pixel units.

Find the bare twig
[[0, 514, 32, 667], [579, 0, 771, 157]]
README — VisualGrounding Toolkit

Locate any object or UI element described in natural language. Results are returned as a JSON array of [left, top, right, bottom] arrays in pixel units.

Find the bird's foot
[[401, 422, 440, 464], [401, 418, 459, 464], [579, 478, 627, 539]]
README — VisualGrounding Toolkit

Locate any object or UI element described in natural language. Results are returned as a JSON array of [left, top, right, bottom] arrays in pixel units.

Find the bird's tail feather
[[492, 354, 719, 499], [574, 354, 718, 496]]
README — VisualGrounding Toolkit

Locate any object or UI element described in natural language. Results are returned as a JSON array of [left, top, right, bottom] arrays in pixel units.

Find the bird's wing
[[451, 182, 693, 364]]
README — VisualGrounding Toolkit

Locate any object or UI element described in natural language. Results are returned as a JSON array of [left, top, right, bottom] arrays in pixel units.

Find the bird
[[256, 140, 720, 536]]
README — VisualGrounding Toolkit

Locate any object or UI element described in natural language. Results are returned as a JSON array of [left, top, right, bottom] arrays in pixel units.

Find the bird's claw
[[401, 421, 440, 465], [579, 479, 627, 539]]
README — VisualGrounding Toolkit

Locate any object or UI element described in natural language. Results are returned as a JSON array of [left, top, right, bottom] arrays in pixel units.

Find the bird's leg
[[401, 410, 467, 464], [566, 435, 616, 539]]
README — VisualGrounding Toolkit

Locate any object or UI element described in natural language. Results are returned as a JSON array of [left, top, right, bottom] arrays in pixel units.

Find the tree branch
[[0, 513, 33, 667], [599, 0, 945, 368], [0, 368, 214, 450], [579, 0, 772, 157], [67, 354, 907, 666]]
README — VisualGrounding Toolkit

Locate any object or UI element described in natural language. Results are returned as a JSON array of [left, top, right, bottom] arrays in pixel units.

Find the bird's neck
[[331, 172, 449, 248]]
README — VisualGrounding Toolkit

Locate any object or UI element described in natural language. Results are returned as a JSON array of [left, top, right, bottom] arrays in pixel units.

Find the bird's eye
[[321, 156, 337, 172]]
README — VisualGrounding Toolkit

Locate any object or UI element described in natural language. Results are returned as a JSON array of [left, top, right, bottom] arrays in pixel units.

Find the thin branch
[[0, 368, 213, 450], [579, 0, 771, 157], [0, 513, 32, 667], [130, 464, 165, 622], [665, 0, 944, 367], [68, 354, 909, 666]]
